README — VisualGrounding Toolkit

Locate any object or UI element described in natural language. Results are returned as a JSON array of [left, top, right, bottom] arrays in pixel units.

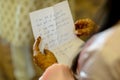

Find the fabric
[[78, 24, 120, 80]]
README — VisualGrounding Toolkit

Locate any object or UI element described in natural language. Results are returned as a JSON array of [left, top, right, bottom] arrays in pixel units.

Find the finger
[[75, 20, 81, 30], [44, 49, 57, 62], [33, 36, 41, 51], [75, 19, 89, 28], [44, 48, 53, 55], [75, 30, 83, 36], [75, 19, 87, 30]]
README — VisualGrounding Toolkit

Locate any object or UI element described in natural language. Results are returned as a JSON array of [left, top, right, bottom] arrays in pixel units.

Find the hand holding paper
[[33, 36, 57, 71]]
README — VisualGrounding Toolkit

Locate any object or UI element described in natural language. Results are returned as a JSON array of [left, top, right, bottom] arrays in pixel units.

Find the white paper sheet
[[30, 0, 84, 66]]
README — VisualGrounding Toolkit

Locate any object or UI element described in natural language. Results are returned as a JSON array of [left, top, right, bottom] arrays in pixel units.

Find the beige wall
[[0, 0, 106, 80]]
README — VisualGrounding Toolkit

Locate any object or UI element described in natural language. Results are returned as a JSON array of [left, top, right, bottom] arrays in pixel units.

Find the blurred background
[[0, 0, 107, 80]]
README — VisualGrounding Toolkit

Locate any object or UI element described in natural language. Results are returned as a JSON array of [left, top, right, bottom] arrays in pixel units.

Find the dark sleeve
[[99, 0, 120, 32]]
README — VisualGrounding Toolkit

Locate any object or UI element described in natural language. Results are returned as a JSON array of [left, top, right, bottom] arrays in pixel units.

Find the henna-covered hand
[[75, 18, 98, 40], [33, 36, 57, 71]]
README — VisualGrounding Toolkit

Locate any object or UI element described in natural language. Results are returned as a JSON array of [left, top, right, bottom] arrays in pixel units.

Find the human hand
[[33, 36, 57, 71], [39, 64, 75, 80], [75, 18, 98, 40]]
